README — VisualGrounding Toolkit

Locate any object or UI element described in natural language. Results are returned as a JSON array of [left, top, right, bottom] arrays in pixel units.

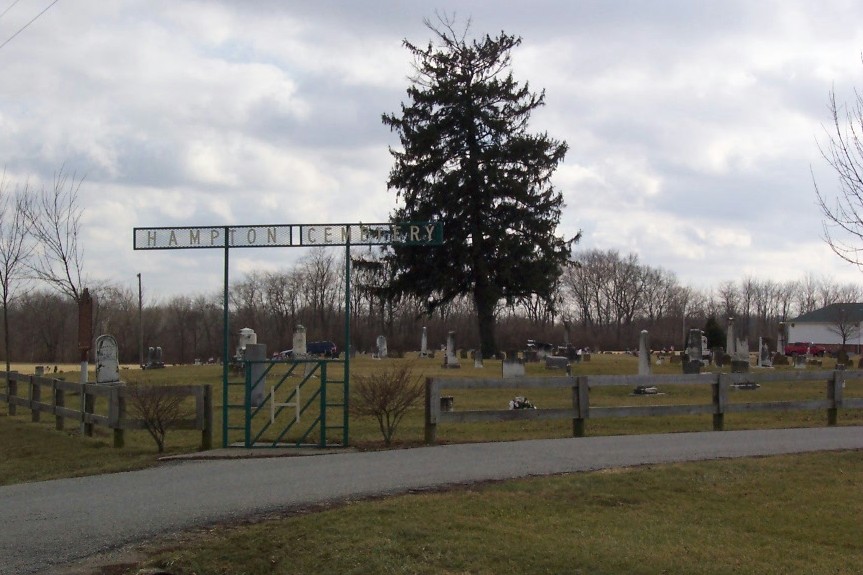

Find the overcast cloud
[[1, 0, 862, 301]]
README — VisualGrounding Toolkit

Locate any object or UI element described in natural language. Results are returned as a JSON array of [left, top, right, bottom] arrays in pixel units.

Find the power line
[[0, 0, 60, 52], [0, 0, 24, 21]]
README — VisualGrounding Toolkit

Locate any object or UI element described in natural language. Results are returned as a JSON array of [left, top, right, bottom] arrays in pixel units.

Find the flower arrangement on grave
[[509, 396, 536, 409]]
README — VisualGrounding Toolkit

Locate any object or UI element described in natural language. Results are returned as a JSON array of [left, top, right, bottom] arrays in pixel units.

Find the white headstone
[[777, 322, 786, 354], [726, 317, 736, 356], [420, 327, 428, 357], [474, 350, 483, 368], [638, 330, 651, 376], [502, 358, 525, 378], [237, 327, 256, 357], [376, 335, 388, 359], [444, 331, 460, 368], [293, 325, 307, 357], [95, 334, 121, 384]]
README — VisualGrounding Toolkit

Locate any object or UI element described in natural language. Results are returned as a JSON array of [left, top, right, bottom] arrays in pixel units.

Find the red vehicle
[[784, 342, 826, 356]]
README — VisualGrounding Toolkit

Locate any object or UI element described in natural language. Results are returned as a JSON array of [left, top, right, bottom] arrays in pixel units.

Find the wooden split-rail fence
[[424, 369, 863, 444], [1, 371, 212, 450]]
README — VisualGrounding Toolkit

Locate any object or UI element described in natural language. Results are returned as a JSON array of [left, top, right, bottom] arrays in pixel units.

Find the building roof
[[791, 303, 863, 324]]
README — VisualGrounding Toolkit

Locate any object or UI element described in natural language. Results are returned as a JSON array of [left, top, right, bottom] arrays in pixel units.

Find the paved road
[[2, 426, 863, 575]]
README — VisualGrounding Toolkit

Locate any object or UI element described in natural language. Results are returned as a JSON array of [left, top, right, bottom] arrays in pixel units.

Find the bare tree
[[826, 304, 861, 350], [0, 172, 33, 371], [350, 362, 423, 446], [795, 272, 821, 315], [299, 247, 341, 332], [126, 383, 192, 453], [716, 280, 740, 319], [815, 82, 863, 268], [24, 167, 85, 302]]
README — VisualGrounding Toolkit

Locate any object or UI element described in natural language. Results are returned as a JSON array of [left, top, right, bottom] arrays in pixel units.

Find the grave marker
[[95, 334, 121, 385]]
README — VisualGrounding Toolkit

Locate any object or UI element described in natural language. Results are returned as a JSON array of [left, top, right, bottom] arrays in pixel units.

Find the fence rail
[[424, 370, 863, 443], [1, 371, 212, 450]]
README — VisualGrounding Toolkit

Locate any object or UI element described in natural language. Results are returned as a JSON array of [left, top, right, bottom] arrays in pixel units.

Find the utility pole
[[138, 273, 143, 368]]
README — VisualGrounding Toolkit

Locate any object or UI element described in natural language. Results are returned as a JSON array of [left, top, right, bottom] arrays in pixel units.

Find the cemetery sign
[[133, 220, 442, 448], [134, 222, 443, 250]]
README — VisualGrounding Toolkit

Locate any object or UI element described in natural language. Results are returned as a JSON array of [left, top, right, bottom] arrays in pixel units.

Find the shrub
[[126, 384, 192, 453], [351, 363, 423, 446]]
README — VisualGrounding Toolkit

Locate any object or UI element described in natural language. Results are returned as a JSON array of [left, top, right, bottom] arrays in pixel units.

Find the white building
[[787, 303, 863, 352]]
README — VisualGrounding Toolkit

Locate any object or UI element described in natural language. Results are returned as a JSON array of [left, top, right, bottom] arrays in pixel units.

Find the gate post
[[713, 374, 728, 431], [828, 370, 844, 426], [424, 378, 437, 444], [573, 376, 589, 437]]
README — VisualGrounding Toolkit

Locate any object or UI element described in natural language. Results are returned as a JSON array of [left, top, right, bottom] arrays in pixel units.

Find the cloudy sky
[[1, 0, 863, 302]]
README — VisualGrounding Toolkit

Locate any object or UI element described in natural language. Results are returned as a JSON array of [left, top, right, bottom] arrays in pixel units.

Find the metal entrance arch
[[134, 221, 443, 448]]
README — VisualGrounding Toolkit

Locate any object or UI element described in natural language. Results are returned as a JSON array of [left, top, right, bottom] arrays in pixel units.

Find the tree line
[[1, 244, 857, 366]]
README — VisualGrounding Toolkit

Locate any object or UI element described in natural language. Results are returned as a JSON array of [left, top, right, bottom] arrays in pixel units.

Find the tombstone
[[443, 331, 460, 368], [777, 322, 787, 355], [726, 318, 736, 358], [683, 328, 702, 374], [730, 337, 750, 373], [836, 349, 850, 367], [237, 327, 257, 358], [474, 350, 483, 369], [292, 324, 307, 357], [758, 338, 772, 368], [95, 334, 121, 384], [795, 354, 807, 369], [376, 335, 388, 359], [638, 330, 651, 376], [502, 357, 525, 378], [245, 343, 268, 407], [420, 326, 429, 357], [144, 345, 165, 370], [34, 365, 45, 376], [545, 356, 569, 370]]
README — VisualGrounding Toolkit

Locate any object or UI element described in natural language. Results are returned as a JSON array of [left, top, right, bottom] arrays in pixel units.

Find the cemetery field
[[2, 354, 863, 485], [137, 450, 863, 575]]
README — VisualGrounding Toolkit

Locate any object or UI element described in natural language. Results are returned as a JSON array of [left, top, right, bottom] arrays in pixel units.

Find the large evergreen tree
[[382, 19, 577, 356]]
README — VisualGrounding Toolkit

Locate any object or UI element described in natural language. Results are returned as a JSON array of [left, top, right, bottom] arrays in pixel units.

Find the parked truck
[[784, 342, 826, 356]]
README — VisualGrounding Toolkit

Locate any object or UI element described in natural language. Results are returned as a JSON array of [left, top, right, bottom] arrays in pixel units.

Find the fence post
[[83, 384, 95, 437], [7, 371, 17, 415], [30, 375, 41, 423], [424, 377, 437, 444], [54, 382, 64, 431], [713, 374, 727, 431], [110, 386, 125, 448], [573, 376, 589, 437], [828, 370, 844, 426], [200, 384, 213, 451]]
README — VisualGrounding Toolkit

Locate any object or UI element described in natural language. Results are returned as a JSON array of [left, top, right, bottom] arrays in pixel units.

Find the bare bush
[[351, 363, 423, 446], [126, 384, 192, 453]]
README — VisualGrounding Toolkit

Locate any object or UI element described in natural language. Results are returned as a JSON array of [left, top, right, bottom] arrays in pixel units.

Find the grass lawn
[[2, 354, 862, 484], [2, 355, 862, 574], [132, 450, 863, 575]]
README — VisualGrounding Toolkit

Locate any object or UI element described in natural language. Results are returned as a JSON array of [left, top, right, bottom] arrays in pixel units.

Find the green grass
[[138, 450, 863, 575], [1, 354, 862, 486], [3, 357, 862, 574]]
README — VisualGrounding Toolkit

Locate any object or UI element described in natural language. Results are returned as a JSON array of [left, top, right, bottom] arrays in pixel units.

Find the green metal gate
[[223, 358, 349, 448], [133, 221, 442, 450]]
